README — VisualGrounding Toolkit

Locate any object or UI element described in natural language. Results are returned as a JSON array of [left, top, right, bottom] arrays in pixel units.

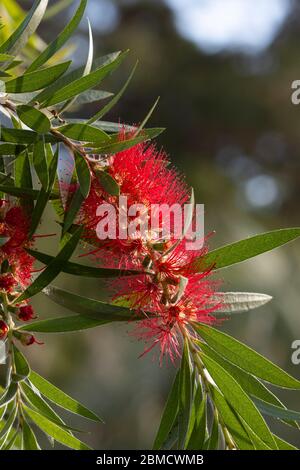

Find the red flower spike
[[0, 200, 34, 288]]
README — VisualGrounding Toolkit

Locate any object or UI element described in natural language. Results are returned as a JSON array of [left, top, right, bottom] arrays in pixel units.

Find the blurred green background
[[4, 0, 300, 448]]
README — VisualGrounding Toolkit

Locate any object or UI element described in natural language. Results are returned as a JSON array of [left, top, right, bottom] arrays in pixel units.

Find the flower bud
[[19, 332, 43, 346], [17, 305, 36, 322], [0, 320, 9, 340]]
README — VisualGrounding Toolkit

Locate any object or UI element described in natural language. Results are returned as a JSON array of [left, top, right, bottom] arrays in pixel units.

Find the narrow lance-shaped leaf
[[27, 0, 87, 72], [74, 152, 91, 198], [34, 51, 121, 104], [17, 105, 51, 134], [41, 284, 147, 321], [33, 137, 49, 190], [134, 96, 160, 136], [95, 169, 120, 196], [153, 372, 180, 450], [29, 370, 102, 422], [12, 344, 30, 381], [198, 341, 299, 429], [195, 228, 300, 272], [194, 323, 300, 389], [0, 382, 18, 407], [62, 186, 84, 235], [58, 17, 94, 113], [41, 51, 128, 107], [253, 397, 300, 422], [214, 292, 273, 315], [21, 419, 40, 450], [88, 61, 138, 124], [29, 145, 59, 237], [178, 341, 192, 449], [5, 61, 71, 93], [202, 355, 277, 449], [56, 123, 109, 144], [0, 0, 49, 55], [23, 406, 91, 450], [14, 226, 83, 303], [26, 248, 140, 278]]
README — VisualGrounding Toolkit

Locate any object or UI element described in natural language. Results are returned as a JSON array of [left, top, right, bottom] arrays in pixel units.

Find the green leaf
[[5, 61, 71, 93], [273, 434, 298, 450], [23, 406, 90, 450], [0, 382, 18, 407], [21, 381, 69, 429], [2, 430, 19, 450], [62, 186, 84, 235], [22, 418, 40, 450], [206, 414, 219, 450], [0, 53, 15, 62], [14, 149, 34, 215], [74, 152, 91, 198], [89, 120, 135, 133], [75, 89, 113, 105], [0, 184, 58, 200], [134, 97, 160, 136], [253, 397, 300, 422], [95, 169, 120, 196], [17, 105, 51, 133], [153, 372, 179, 450], [195, 323, 300, 389], [19, 315, 118, 333], [178, 341, 192, 449], [195, 228, 300, 272], [58, 17, 94, 114], [209, 386, 253, 450], [57, 123, 109, 143], [15, 226, 83, 303], [88, 61, 138, 124], [242, 420, 271, 450], [0, 0, 48, 55], [41, 51, 128, 107], [1, 127, 56, 144], [12, 344, 30, 381], [41, 284, 145, 321], [0, 406, 17, 442], [201, 353, 277, 449], [28, 371, 102, 423], [27, 0, 87, 72], [0, 144, 25, 155], [214, 292, 273, 315], [87, 130, 163, 155], [186, 389, 207, 450], [34, 51, 121, 104], [29, 145, 58, 236], [27, 249, 139, 278], [198, 341, 298, 428], [33, 138, 49, 189]]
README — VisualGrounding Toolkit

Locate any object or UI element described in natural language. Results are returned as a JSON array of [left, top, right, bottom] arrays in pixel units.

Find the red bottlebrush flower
[[0, 200, 34, 288], [76, 135, 189, 268], [63, 131, 222, 363], [0, 320, 9, 340], [111, 240, 221, 363], [0, 273, 17, 292], [17, 305, 36, 322]]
